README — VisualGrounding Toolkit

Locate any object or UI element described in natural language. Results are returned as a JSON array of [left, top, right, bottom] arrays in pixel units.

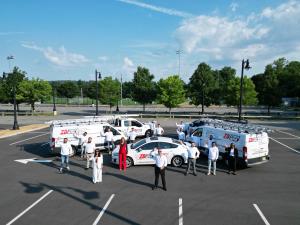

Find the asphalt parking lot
[[0, 124, 299, 225]]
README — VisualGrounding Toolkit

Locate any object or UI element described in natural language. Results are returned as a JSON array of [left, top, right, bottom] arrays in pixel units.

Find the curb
[[0, 124, 49, 139]]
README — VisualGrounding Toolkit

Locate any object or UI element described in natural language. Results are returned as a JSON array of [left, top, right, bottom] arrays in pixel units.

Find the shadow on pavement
[[105, 172, 153, 188], [19, 182, 141, 225]]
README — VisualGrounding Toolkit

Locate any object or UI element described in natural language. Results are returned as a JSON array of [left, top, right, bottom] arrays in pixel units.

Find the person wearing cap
[[59, 138, 72, 173], [128, 127, 137, 144], [92, 149, 103, 183], [185, 142, 200, 176], [225, 143, 238, 175], [84, 137, 96, 170], [151, 148, 168, 191], [155, 124, 164, 136]]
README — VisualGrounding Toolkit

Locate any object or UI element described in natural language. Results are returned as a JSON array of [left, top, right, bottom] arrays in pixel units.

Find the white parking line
[[277, 130, 300, 139], [41, 142, 49, 147], [6, 190, 53, 225], [92, 194, 115, 225], [10, 133, 49, 146], [253, 204, 270, 225], [276, 138, 299, 140], [269, 137, 300, 154], [179, 198, 183, 225]]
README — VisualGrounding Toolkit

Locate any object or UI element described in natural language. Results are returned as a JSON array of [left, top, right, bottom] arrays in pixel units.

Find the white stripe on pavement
[[92, 194, 115, 225], [179, 198, 183, 225], [253, 204, 271, 225], [277, 130, 300, 139], [269, 137, 300, 154], [6, 190, 53, 225], [41, 142, 49, 147], [276, 138, 299, 140], [10, 133, 49, 146]]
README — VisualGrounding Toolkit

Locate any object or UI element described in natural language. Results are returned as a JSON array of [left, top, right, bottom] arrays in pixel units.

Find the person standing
[[128, 127, 137, 144], [84, 137, 96, 170], [118, 137, 127, 172], [207, 142, 219, 176], [74, 132, 88, 158], [225, 143, 238, 175], [92, 150, 103, 183], [185, 142, 200, 176], [155, 124, 164, 137], [59, 138, 72, 173], [104, 128, 114, 154], [177, 128, 186, 141], [151, 148, 167, 191], [176, 120, 184, 131]]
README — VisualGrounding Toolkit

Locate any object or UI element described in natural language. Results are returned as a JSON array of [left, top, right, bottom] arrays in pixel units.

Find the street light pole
[[52, 87, 57, 116], [95, 70, 101, 116], [176, 50, 181, 77], [238, 59, 251, 122]]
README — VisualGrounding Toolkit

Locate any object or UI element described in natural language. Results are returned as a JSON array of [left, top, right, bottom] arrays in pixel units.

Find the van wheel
[[145, 129, 152, 137], [70, 146, 77, 157], [171, 156, 184, 167], [126, 157, 134, 168]]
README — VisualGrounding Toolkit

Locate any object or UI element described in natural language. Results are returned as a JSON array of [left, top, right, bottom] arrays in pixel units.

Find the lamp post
[[95, 70, 102, 116], [238, 59, 251, 122], [52, 87, 57, 116], [176, 50, 181, 77]]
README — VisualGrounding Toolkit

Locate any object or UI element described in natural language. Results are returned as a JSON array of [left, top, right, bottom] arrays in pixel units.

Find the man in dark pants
[[151, 148, 168, 191], [225, 143, 238, 175]]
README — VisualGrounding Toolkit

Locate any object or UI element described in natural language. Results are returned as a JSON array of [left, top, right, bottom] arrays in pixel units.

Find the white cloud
[[174, 0, 300, 75], [118, 0, 193, 18], [98, 56, 109, 61], [21, 43, 89, 66], [122, 57, 135, 75], [230, 2, 238, 12]]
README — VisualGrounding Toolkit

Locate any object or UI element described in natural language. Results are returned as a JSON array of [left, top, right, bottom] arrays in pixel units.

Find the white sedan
[[111, 137, 189, 168]]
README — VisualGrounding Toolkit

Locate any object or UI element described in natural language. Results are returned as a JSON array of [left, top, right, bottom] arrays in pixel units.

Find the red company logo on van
[[224, 133, 240, 142]]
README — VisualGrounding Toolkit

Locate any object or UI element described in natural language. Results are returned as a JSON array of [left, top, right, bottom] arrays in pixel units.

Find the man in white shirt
[[104, 128, 114, 154], [84, 137, 96, 170], [185, 142, 200, 176], [176, 120, 185, 131], [128, 127, 137, 143], [207, 142, 219, 175], [155, 124, 164, 136], [74, 132, 88, 158], [59, 138, 72, 173], [177, 128, 186, 141], [151, 148, 168, 191]]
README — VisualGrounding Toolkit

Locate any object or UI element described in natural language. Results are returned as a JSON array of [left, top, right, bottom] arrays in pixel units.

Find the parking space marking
[[276, 138, 299, 140], [41, 142, 49, 147], [6, 190, 53, 225], [269, 137, 300, 154], [277, 130, 300, 139], [253, 204, 270, 225], [9, 133, 49, 146], [92, 194, 115, 225], [179, 198, 183, 225]]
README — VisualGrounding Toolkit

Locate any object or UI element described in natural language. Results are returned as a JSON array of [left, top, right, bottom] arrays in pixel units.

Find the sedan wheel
[[126, 157, 134, 168], [171, 156, 183, 167]]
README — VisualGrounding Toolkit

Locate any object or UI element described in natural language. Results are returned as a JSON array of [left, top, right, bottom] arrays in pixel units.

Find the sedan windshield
[[132, 139, 146, 149]]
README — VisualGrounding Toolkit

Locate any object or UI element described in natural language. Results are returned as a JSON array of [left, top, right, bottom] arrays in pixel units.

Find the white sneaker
[[67, 166, 70, 171], [59, 168, 63, 173]]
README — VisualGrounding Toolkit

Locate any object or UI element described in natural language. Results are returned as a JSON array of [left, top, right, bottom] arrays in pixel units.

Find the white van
[[186, 119, 270, 167], [47, 118, 126, 156]]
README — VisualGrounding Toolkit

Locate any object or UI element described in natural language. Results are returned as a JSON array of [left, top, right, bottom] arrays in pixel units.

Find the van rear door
[[246, 132, 269, 160]]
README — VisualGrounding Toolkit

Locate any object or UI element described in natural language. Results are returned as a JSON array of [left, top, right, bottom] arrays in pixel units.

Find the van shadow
[[19, 181, 141, 225]]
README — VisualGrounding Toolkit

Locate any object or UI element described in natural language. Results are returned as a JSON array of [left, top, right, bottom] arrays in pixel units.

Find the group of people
[[59, 137, 103, 183]]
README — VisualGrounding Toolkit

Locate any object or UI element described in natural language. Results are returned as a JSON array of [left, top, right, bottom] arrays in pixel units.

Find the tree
[[279, 61, 300, 98], [225, 76, 258, 110], [252, 64, 281, 114], [2, 67, 27, 110], [132, 67, 157, 112], [19, 78, 52, 111], [188, 62, 215, 114], [99, 77, 120, 112], [122, 81, 134, 99], [157, 75, 186, 114], [56, 81, 80, 99]]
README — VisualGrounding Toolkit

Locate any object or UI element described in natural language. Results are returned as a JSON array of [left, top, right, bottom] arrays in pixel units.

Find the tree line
[[1, 57, 299, 113]]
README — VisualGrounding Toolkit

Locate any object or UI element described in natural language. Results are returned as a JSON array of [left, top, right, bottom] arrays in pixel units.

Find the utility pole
[[238, 59, 251, 122], [95, 70, 101, 116], [176, 50, 181, 77], [120, 74, 123, 107]]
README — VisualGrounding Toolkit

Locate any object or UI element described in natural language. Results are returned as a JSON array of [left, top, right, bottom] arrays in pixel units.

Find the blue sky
[[0, 0, 299, 82]]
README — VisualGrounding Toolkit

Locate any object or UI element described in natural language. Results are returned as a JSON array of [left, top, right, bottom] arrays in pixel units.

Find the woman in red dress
[[118, 137, 127, 171]]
